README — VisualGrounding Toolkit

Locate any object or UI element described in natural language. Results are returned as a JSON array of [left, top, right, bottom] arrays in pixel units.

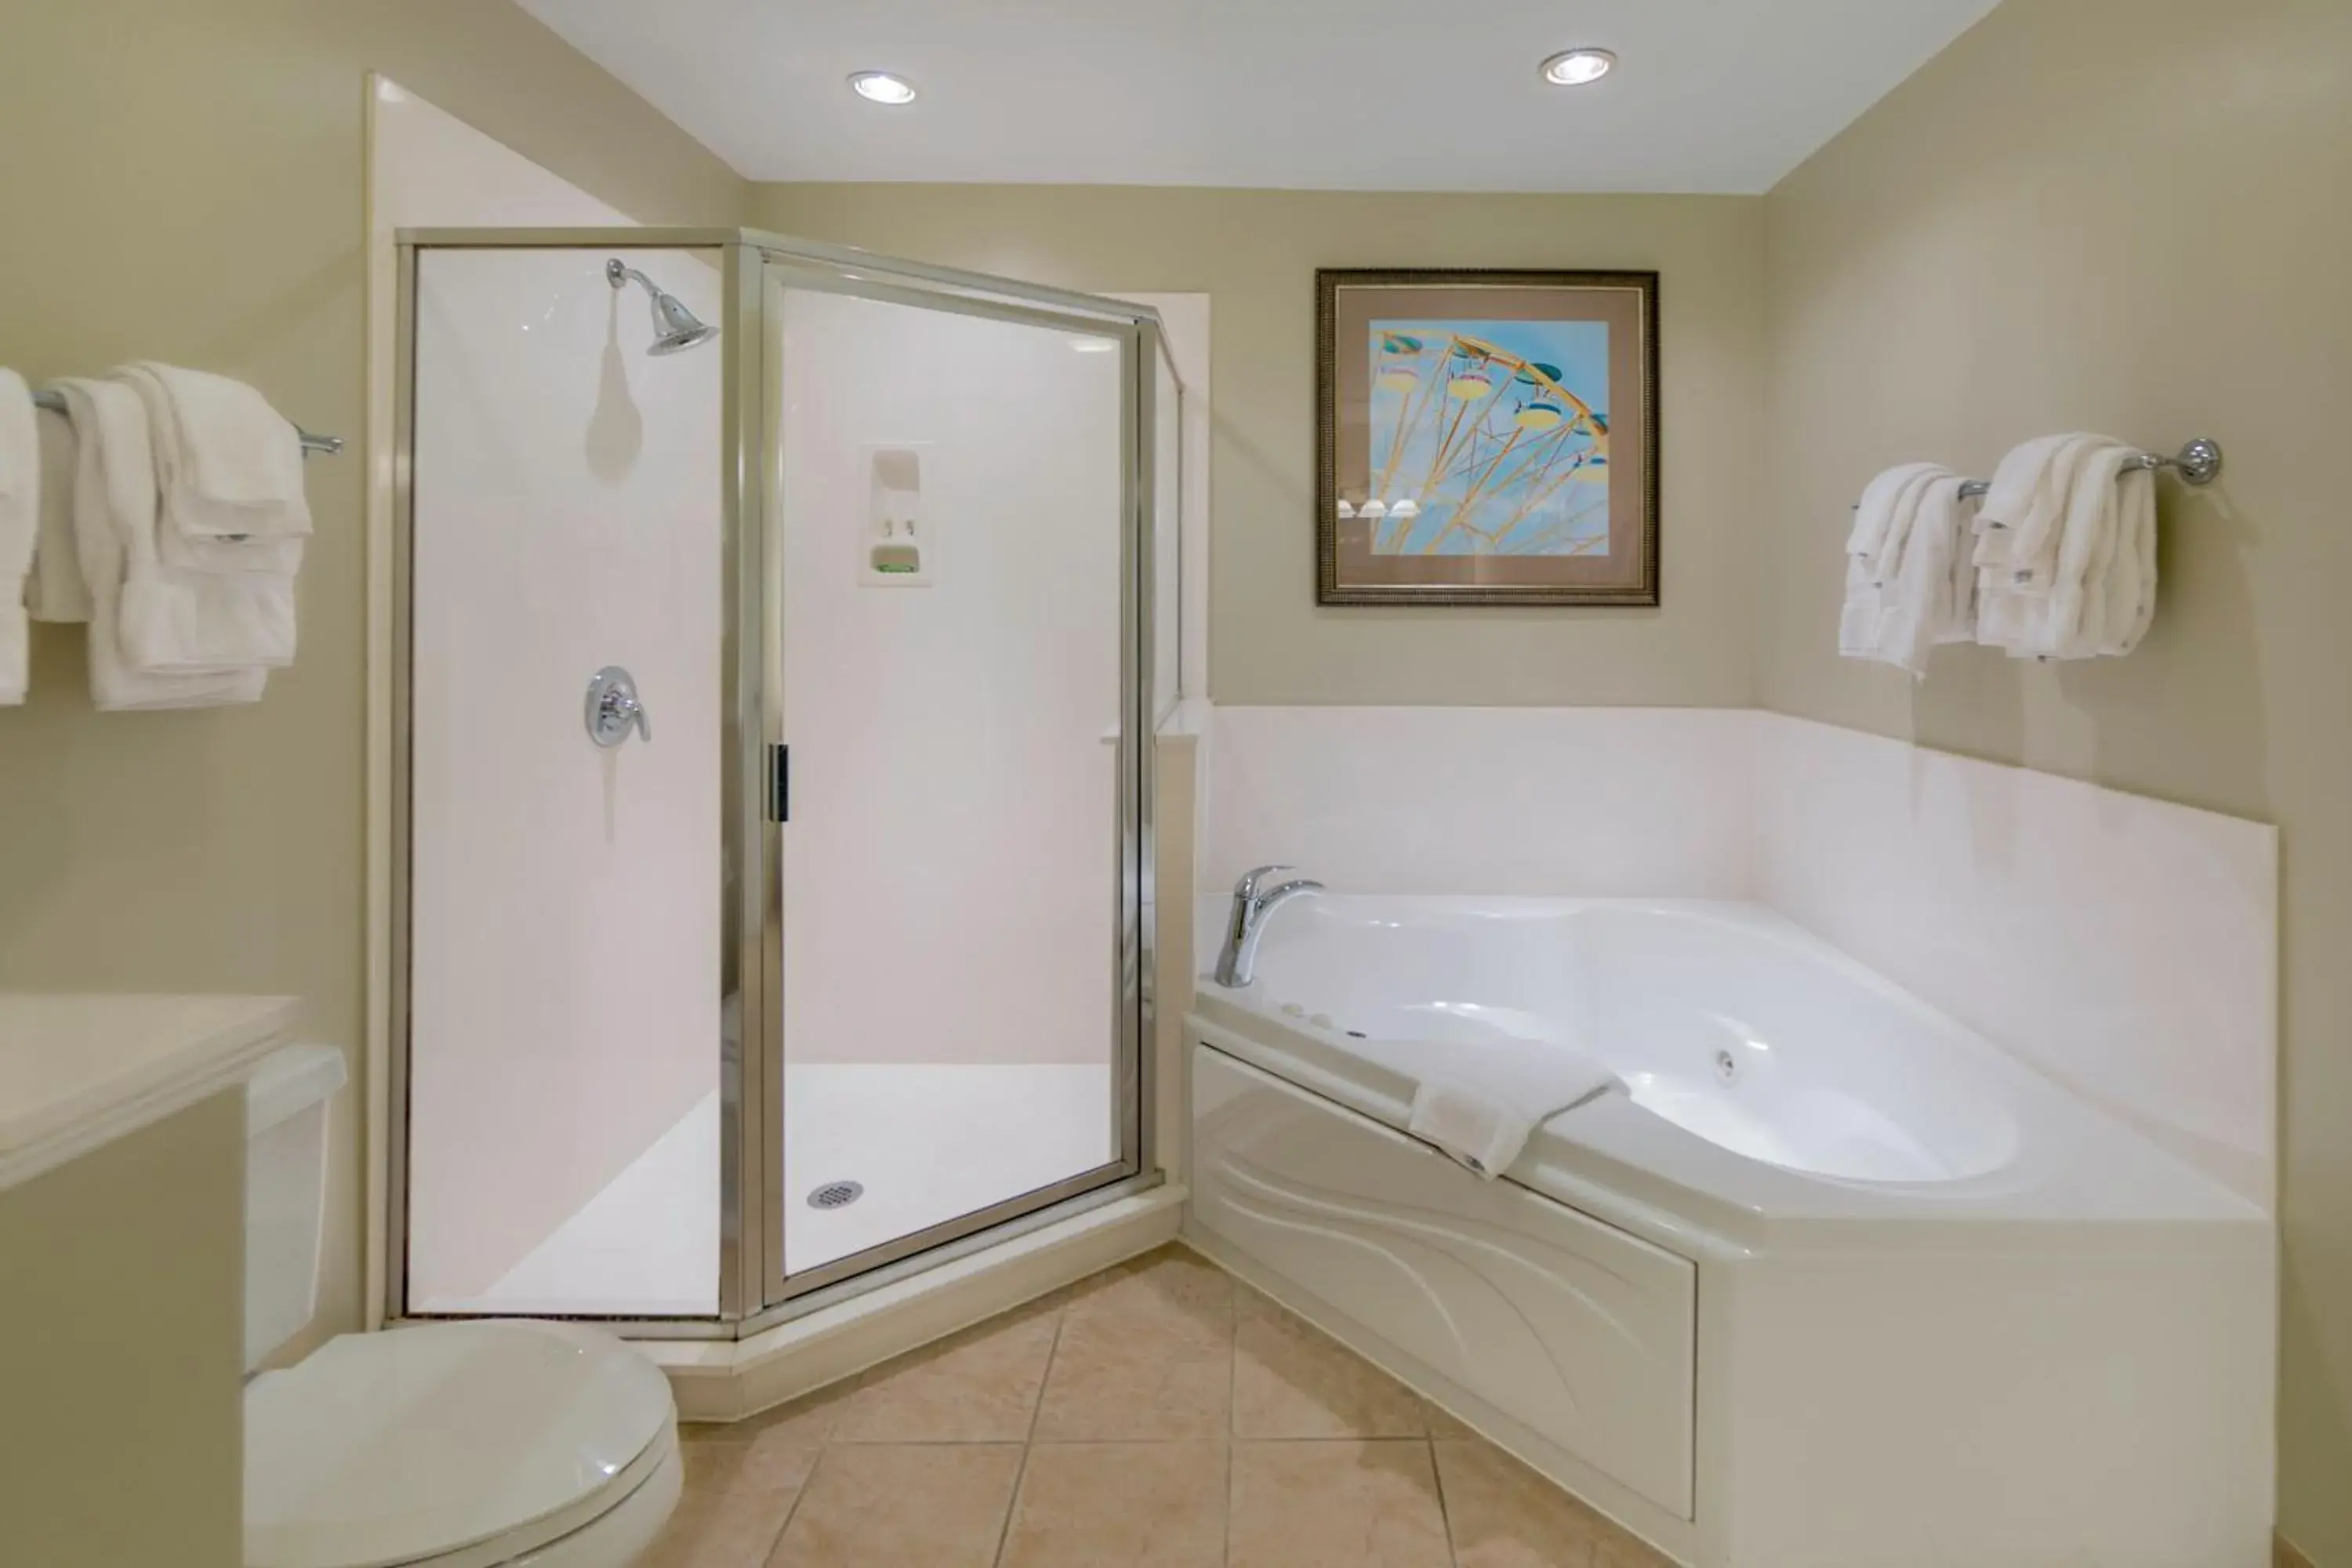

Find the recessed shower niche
[[861, 445, 933, 586]]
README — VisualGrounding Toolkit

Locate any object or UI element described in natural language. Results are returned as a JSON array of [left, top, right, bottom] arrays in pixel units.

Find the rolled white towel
[[0, 369, 35, 704], [1402, 1038, 1622, 1179], [49, 379, 266, 710]]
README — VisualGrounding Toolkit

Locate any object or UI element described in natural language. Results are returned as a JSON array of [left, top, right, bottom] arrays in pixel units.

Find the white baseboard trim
[[638, 1184, 1185, 1423]]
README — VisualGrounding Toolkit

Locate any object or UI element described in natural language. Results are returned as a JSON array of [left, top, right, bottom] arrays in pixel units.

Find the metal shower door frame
[[387, 228, 1170, 1338], [746, 238, 1162, 1318]]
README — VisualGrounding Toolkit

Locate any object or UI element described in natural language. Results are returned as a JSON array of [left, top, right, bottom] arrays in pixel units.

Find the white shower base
[[415, 1063, 1112, 1317], [785, 1062, 1114, 1274], [415, 1087, 722, 1318]]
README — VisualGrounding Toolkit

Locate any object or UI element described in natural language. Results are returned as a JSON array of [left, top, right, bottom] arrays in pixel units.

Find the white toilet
[[241, 1046, 683, 1567]]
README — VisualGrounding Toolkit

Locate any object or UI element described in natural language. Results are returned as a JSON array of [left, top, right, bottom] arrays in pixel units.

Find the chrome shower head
[[605, 258, 720, 355]]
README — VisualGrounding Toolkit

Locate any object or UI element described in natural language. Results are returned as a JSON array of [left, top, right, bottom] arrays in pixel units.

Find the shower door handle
[[586, 666, 652, 747]]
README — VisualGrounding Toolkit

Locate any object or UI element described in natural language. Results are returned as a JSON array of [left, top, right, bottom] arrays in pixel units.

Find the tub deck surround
[[1190, 895, 2261, 1247], [1754, 711, 2278, 1209], [1198, 706, 2279, 1210], [1184, 895, 2275, 1568], [0, 992, 299, 1189]]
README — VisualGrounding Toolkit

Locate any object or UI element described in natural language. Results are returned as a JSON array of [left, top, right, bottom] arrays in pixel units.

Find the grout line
[[1226, 1266, 1247, 1566], [1427, 1436, 1461, 1568], [764, 1441, 825, 1559], [989, 1297, 1070, 1567], [1222, 1433, 1236, 1568]]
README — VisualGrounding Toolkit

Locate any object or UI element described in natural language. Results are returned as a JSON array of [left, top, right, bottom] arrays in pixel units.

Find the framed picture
[[1316, 268, 1660, 607]]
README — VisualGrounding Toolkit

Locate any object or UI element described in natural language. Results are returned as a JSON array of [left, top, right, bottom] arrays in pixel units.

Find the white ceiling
[[518, 0, 2000, 194]]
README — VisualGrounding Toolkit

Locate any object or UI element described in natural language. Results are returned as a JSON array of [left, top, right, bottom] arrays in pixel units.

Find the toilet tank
[[245, 1044, 348, 1370]]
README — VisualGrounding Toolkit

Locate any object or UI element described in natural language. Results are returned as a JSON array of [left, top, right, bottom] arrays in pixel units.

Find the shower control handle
[[586, 666, 652, 748]]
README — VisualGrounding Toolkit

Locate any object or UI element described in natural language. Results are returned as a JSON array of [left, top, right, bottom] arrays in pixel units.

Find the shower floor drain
[[807, 1180, 865, 1210]]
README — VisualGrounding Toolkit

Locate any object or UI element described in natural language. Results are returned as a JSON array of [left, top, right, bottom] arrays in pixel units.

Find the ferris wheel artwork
[[1357, 320, 1612, 558], [1317, 269, 1660, 608]]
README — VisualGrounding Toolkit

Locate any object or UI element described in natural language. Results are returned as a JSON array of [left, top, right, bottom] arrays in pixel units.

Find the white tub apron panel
[[1192, 1044, 1697, 1519]]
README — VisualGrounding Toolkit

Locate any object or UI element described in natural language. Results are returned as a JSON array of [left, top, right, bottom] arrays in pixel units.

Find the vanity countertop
[[0, 993, 298, 1191]]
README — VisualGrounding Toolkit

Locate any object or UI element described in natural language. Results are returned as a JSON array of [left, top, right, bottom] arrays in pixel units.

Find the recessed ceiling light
[[1070, 339, 1118, 354], [1540, 48, 1616, 87], [848, 71, 917, 105]]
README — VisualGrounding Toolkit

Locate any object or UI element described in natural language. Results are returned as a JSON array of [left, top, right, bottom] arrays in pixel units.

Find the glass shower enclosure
[[387, 229, 1178, 1333]]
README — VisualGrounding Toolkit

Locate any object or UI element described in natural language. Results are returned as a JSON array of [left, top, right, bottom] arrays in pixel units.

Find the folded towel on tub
[[1403, 1039, 1623, 1179]]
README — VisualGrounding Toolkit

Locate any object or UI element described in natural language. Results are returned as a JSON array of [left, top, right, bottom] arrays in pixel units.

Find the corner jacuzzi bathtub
[[1185, 897, 2274, 1568]]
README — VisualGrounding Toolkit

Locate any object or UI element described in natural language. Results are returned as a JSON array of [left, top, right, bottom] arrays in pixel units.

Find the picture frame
[[1315, 267, 1661, 607]]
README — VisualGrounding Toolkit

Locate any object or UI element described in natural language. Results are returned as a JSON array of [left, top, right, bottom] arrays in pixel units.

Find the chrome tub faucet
[[1214, 864, 1324, 989]]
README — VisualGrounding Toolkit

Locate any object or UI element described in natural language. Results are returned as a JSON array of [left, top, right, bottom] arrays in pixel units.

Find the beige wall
[[0, 2, 746, 1344], [1759, 2, 2352, 1558], [0, 1092, 247, 1567], [753, 185, 1766, 707]]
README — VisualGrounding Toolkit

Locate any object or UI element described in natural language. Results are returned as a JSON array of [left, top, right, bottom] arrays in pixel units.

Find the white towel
[[2040, 442, 2136, 656], [1405, 1040, 1621, 1179], [1840, 463, 1943, 659], [28, 405, 92, 623], [113, 365, 307, 577], [1972, 433, 2100, 597], [1975, 434, 2148, 660], [0, 369, 36, 704], [1841, 464, 1976, 676], [2107, 464, 2159, 654], [119, 361, 310, 538], [1882, 474, 1979, 672], [49, 379, 266, 710], [71, 376, 296, 673], [1843, 460, 1944, 581]]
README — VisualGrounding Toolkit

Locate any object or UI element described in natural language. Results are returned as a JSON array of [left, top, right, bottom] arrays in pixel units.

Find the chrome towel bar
[[28, 386, 344, 458]]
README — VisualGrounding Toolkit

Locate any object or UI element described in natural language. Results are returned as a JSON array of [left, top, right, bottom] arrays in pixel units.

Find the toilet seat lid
[[245, 1321, 674, 1568]]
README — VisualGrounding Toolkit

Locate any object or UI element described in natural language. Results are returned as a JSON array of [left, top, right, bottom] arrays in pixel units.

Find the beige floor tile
[[1435, 1439, 1675, 1568], [1232, 1290, 1425, 1439], [1060, 1246, 1235, 1330], [707, 1386, 852, 1478], [1228, 1440, 1453, 1568], [767, 1443, 1023, 1567], [833, 1299, 1062, 1443], [643, 1430, 813, 1568], [644, 1392, 851, 1566], [997, 1441, 1229, 1568], [1034, 1250, 1236, 1440]]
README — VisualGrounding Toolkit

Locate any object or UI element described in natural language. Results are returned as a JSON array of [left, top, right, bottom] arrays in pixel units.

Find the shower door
[[390, 229, 1162, 1333], [753, 260, 1149, 1306]]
